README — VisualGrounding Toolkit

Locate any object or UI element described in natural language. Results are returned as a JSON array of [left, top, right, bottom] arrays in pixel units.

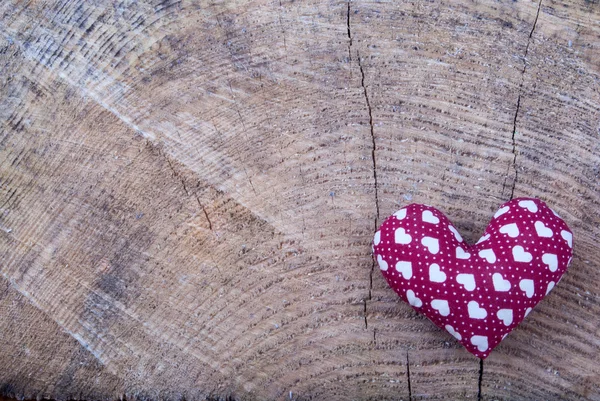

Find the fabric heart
[[372, 198, 573, 359]]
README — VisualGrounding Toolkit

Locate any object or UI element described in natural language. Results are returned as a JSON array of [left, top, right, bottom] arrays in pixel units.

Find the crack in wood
[[347, 1, 378, 330], [505, 0, 543, 200], [407, 351, 413, 401], [196, 196, 213, 231], [346, 0, 352, 65], [478, 358, 484, 401]]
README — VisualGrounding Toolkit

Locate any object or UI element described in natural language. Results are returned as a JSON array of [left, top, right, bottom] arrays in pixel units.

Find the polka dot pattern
[[372, 198, 573, 359]]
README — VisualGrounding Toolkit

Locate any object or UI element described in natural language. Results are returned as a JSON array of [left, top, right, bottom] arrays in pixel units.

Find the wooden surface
[[1, 0, 599, 400]]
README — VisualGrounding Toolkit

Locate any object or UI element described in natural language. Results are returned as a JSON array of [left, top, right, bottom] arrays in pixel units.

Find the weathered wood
[[0, 0, 599, 400]]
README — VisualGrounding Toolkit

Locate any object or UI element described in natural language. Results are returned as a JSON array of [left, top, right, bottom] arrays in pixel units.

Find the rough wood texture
[[1, 0, 599, 400]]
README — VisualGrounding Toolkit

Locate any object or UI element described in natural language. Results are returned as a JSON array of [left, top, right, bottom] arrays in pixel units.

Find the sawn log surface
[[0, 0, 599, 400]]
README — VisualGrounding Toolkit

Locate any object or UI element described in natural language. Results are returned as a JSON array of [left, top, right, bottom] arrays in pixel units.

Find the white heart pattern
[[395, 227, 412, 244], [496, 309, 513, 326], [377, 255, 388, 271], [494, 206, 509, 219], [429, 263, 447, 283], [492, 273, 511, 292], [499, 223, 519, 238], [445, 324, 462, 341], [478, 249, 496, 263], [476, 233, 490, 244], [456, 273, 476, 291], [431, 299, 450, 316], [512, 245, 532, 263], [456, 246, 471, 259], [421, 236, 440, 254], [561, 230, 573, 248], [373, 231, 381, 246], [518, 200, 538, 213], [407, 290, 422, 307], [422, 210, 440, 224], [395, 261, 413, 279], [394, 208, 407, 220], [471, 335, 489, 352], [534, 221, 553, 238], [519, 279, 535, 298], [448, 225, 463, 242], [542, 253, 558, 272], [468, 301, 487, 319], [546, 281, 555, 295]]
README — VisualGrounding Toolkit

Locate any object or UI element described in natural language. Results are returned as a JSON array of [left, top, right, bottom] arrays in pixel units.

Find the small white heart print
[[497, 309, 513, 326], [456, 273, 476, 291], [519, 279, 535, 298], [512, 245, 533, 262], [561, 230, 573, 248], [431, 299, 450, 316], [377, 255, 388, 271], [525, 307, 532, 317], [542, 253, 558, 272], [476, 233, 490, 244], [492, 273, 511, 292], [394, 227, 412, 245], [373, 231, 381, 246], [393, 208, 407, 220], [499, 223, 520, 238], [518, 200, 538, 213], [448, 225, 463, 242], [478, 249, 496, 264], [546, 281, 555, 295], [421, 236, 440, 254], [429, 263, 447, 283], [422, 210, 440, 224], [445, 324, 462, 341], [494, 206, 510, 219], [468, 301, 487, 319], [456, 246, 471, 259], [406, 289, 422, 307], [534, 221, 553, 238], [395, 261, 413, 279], [471, 335, 489, 352]]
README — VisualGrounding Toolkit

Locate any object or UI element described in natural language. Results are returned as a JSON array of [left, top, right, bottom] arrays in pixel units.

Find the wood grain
[[0, 0, 598, 400]]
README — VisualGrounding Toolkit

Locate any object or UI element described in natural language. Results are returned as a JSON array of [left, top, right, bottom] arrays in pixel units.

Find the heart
[[373, 198, 573, 359], [395, 261, 412, 280], [406, 290, 422, 307], [456, 273, 476, 291], [422, 210, 440, 224], [421, 236, 440, 254], [429, 263, 446, 283], [534, 221, 553, 238], [499, 223, 519, 238], [394, 228, 412, 244], [542, 253, 558, 272]]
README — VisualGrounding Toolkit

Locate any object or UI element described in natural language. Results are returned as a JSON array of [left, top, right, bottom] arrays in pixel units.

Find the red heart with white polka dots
[[372, 198, 573, 359]]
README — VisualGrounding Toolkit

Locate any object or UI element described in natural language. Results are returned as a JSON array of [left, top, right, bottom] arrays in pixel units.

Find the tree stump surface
[[1, 0, 599, 400]]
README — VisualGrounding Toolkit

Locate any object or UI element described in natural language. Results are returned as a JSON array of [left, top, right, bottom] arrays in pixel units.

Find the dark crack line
[[358, 52, 379, 308], [346, 1, 352, 65], [477, 358, 484, 401], [162, 147, 214, 231], [407, 351, 413, 401], [357, 53, 379, 224], [348, 1, 378, 330], [196, 196, 213, 231], [505, 0, 542, 200]]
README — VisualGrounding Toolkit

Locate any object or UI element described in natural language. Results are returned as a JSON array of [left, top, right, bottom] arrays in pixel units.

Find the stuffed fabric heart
[[372, 198, 573, 359]]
